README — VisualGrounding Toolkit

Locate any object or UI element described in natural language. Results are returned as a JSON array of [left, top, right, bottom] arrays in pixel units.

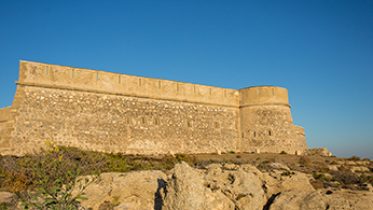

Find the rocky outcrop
[[270, 189, 373, 210], [164, 162, 235, 210], [323, 190, 373, 210], [3, 159, 372, 210], [69, 162, 373, 210], [74, 171, 167, 210], [306, 147, 333, 156]]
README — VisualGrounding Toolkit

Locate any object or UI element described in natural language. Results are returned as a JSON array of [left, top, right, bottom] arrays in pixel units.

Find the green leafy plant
[[16, 143, 95, 210]]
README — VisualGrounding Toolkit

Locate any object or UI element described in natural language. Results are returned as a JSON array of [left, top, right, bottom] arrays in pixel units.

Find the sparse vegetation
[[280, 171, 295, 176], [298, 156, 312, 167], [348, 156, 361, 161], [0, 146, 182, 194], [331, 170, 360, 185], [0, 145, 185, 208], [2, 144, 93, 209], [98, 200, 116, 210], [0, 145, 372, 209]]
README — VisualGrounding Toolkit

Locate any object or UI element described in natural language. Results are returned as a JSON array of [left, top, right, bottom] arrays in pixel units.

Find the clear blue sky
[[1, 0, 372, 158]]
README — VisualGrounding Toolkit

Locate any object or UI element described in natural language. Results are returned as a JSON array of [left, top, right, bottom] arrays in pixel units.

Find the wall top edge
[[19, 60, 287, 92], [239, 85, 288, 91], [17, 60, 242, 107], [19, 60, 239, 92]]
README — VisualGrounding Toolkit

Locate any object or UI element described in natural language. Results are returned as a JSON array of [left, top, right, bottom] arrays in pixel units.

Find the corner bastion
[[0, 61, 307, 155]]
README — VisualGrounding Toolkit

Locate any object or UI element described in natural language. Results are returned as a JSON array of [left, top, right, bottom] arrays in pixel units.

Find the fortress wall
[[9, 84, 239, 155], [0, 107, 12, 122], [292, 125, 307, 153], [239, 87, 307, 154], [240, 86, 290, 107], [0, 107, 13, 154], [18, 61, 239, 108], [239, 105, 306, 154], [1, 61, 307, 155]]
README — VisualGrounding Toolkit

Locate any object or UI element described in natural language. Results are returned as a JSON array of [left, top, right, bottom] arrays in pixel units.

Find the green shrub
[[16, 145, 94, 209], [312, 172, 331, 182], [0, 145, 184, 195]]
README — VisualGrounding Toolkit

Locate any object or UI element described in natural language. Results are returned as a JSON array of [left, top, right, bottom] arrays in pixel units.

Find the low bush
[[331, 170, 360, 185], [312, 172, 332, 182], [347, 156, 361, 161], [0, 144, 188, 209], [0, 145, 180, 195], [298, 156, 312, 167]]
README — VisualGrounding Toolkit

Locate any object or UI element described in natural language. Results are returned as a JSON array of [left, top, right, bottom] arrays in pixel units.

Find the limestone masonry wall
[[0, 61, 307, 155], [18, 61, 239, 107]]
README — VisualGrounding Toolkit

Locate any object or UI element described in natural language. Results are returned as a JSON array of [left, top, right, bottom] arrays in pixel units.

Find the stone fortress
[[0, 61, 307, 155]]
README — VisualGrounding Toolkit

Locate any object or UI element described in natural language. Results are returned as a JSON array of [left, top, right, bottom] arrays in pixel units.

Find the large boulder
[[324, 190, 373, 210], [261, 169, 315, 196], [270, 190, 327, 210], [164, 162, 235, 210], [75, 171, 167, 210], [202, 163, 266, 210], [270, 190, 373, 210]]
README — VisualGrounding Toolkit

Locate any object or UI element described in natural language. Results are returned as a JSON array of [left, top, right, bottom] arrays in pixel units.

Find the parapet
[[18, 61, 240, 108], [239, 86, 290, 108]]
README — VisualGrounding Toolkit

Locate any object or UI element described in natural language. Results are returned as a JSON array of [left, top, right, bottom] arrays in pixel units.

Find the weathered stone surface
[[68, 162, 373, 210], [267, 162, 290, 171], [204, 163, 266, 210], [271, 190, 373, 210], [324, 190, 373, 210], [164, 162, 235, 210], [270, 190, 327, 210], [74, 171, 167, 210], [262, 170, 315, 196], [10, 86, 239, 155], [306, 147, 333, 156], [0, 61, 307, 156], [222, 163, 239, 170]]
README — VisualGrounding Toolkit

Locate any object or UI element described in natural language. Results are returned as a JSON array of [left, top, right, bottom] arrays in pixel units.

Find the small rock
[[328, 165, 339, 171], [306, 148, 333, 156], [223, 163, 239, 170], [0, 191, 16, 205], [206, 163, 222, 171], [268, 162, 290, 171], [350, 166, 370, 173]]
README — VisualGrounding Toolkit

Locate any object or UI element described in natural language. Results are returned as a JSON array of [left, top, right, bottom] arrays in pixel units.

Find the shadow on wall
[[154, 178, 167, 210]]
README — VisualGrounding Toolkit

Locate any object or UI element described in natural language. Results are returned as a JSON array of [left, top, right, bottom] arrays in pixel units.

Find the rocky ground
[[0, 150, 372, 210], [76, 160, 373, 210]]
